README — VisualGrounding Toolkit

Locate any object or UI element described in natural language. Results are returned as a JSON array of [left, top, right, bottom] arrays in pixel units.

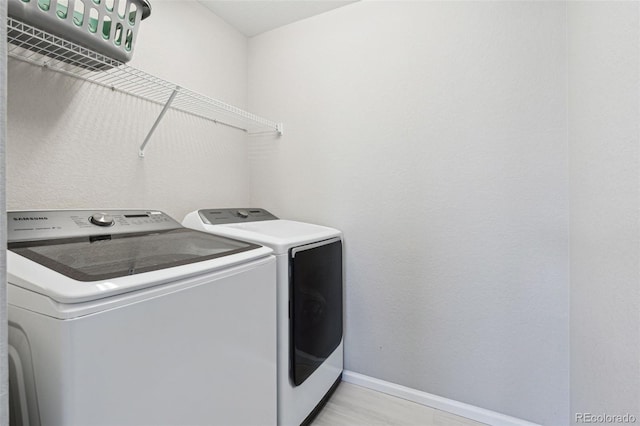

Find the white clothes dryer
[[8, 209, 277, 426], [183, 208, 343, 426]]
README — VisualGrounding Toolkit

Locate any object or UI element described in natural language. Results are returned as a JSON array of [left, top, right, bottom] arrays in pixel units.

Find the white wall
[[248, 2, 569, 424], [568, 2, 640, 423], [7, 0, 249, 221]]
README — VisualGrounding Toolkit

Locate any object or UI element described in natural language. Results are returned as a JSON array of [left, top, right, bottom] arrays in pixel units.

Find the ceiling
[[198, 1, 358, 37]]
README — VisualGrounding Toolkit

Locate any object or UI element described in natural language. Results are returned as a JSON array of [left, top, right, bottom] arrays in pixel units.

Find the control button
[[89, 212, 115, 227], [237, 210, 249, 218]]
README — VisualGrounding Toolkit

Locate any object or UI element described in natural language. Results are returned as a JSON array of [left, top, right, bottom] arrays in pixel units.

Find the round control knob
[[90, 212, 114, 227], [237, 210, 249, 218]]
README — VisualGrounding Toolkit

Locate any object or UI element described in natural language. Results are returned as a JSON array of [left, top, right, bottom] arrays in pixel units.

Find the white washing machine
[[183, 208, 343, 426], [7, 209, 277, 426]]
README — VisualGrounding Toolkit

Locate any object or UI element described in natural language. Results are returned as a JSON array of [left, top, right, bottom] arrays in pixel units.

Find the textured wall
[[7, 0, 249, 221], [248, 2, 569, 424], [568, 2, 640, 423]]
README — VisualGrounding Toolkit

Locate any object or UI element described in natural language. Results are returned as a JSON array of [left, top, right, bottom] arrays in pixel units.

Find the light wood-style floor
[[311, 382, 487, 426]]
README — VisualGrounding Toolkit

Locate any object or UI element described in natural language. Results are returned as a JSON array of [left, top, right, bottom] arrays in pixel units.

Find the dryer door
[[289, 238, 343, 386]]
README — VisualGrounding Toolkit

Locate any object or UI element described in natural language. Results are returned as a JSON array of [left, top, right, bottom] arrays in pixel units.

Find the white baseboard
[[341, 370, 541, 426]]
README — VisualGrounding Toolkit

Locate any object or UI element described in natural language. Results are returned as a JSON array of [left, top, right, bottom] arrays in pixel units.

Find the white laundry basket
[[8, 0, 151, 65]]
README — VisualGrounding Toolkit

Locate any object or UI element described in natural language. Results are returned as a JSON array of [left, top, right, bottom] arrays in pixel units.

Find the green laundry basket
[[8, 0, 151, 67]]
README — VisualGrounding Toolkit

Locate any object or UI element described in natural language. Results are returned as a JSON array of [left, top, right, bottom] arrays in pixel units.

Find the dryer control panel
[[198, 208, 278, 225], [8, 210, 180, 242]]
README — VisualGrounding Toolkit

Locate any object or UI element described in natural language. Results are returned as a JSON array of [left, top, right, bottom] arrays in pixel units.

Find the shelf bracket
[[139, 87, 180, 158]]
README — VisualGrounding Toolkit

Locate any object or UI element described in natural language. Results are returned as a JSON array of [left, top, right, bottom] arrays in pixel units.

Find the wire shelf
[[7, 17, 283, 155]]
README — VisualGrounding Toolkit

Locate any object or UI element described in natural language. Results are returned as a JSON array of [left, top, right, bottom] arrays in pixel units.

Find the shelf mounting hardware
[[139, 87, 180, 158]]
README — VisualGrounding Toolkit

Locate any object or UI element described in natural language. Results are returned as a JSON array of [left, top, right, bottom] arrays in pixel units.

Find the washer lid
[[8, 246, 273, 312], [7, 209, 272, 303], [196, 219, 341, 255], [9, 228, 260, 282]]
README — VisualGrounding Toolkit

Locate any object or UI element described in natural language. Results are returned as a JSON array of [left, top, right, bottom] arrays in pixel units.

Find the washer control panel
[[8, 210, 180, 242], [198, 208, 278, 225]]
